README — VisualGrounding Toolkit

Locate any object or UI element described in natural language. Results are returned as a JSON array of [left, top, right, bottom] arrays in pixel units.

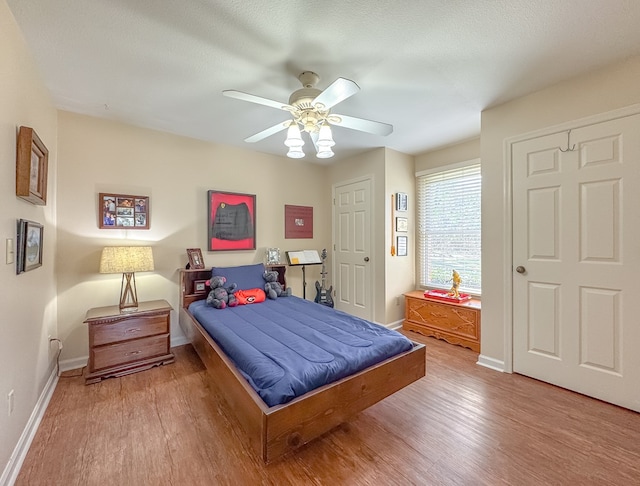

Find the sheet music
[[286, 250, 321, 265]]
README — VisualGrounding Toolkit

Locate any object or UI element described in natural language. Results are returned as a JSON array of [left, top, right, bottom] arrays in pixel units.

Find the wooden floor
[[17, 332, 640, 486]]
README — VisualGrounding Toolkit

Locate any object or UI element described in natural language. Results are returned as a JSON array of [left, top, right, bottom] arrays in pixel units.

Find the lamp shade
[[99, 246, 154, 274]]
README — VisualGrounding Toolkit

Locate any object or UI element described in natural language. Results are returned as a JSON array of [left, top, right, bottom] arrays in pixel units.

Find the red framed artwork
[[208, 190, 256, 251], [285, 205, 313, 239]]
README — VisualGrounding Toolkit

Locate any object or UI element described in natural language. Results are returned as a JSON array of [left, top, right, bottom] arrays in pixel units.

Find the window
[[417, 161, 481, 295]]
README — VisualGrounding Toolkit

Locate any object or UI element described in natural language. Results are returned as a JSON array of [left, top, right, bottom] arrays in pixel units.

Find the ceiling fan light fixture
[[287, 146, 305, 159], [316, 146, 334, 158], [317, 124, 335, 148], [284, 124, 304, 148]]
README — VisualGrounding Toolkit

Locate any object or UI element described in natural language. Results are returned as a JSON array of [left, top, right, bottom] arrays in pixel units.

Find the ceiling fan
[[223, 71, 393, 159]]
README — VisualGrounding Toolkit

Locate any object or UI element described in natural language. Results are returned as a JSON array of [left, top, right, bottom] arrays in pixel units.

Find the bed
[[178, 264, 426, 463]]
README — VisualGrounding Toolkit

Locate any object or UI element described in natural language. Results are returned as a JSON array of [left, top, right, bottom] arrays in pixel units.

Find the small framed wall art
[[396, 217, 408, 232], [208, 190, 256, 251], [16, 126, 49, 205], [396, 192, 408, 212], [396, 235, 408, 257], [16, 219, 43, 274], [99, 193, 150, 229], [193, 279, 208, 294], [285, 205, 313, 239], [186, 248, 205, 269]]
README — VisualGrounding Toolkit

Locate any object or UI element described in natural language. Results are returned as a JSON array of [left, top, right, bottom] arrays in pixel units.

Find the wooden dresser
[[403, 290, 481, 352], [84, 299, 174, 384]]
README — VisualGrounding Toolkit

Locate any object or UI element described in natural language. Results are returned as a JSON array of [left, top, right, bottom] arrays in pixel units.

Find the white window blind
[[417, 163, 481, 294]]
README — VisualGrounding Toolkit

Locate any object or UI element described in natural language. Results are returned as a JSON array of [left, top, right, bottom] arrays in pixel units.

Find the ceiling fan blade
[[330, 113, 393, 136], [312, 78, 359, 110], [223, 90, 293, 111], [244, 121, 290, 143]]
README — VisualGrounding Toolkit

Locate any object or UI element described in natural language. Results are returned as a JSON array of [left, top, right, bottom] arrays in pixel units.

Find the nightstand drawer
[[92, 334, 169, 370], [92, 315, 169, 346]]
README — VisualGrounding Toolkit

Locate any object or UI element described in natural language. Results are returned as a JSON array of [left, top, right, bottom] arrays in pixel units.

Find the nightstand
[[84, 299, 174, 384]]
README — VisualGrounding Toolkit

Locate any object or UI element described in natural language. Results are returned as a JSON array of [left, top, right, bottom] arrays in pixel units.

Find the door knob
[[516, 265, 526, 274], [364, 257, 370, 262]]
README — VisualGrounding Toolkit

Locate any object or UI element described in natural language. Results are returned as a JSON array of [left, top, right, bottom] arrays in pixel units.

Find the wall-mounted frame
[[208, 190, 256, 251], [396, 192, 408, 212], [285, 205, 313, 239], [16, 126, 49, 205], [396, 217, 408, 232], [99, 193, 150, 229], [16, 219, 43, 274], [396, 235, 408, 257], [186, 248, 205, 269]]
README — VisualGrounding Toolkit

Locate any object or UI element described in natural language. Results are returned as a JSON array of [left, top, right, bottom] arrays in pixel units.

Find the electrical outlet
[[395, 296, 401, 306], [7, 390, 14, 416]]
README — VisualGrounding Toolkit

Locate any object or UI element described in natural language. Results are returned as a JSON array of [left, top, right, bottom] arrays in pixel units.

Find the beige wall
[[327, 147, 416, 325], [0, 0, 58, 478], [384, 148, 415, 324], [56, 112, 331, 363], [415, 137, 480, 173], [481, 56, 640, 364]]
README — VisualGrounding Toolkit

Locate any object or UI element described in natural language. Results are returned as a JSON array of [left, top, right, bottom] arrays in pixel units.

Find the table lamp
[[99, 246, 154, 310]]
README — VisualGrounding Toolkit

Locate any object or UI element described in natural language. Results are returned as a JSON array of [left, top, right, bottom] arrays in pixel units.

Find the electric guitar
[[314, 249, 334, 308]]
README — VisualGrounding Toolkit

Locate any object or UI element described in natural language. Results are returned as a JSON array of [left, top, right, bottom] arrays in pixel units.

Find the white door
[[512, 114, 640, 412], [333, 178, 372, 320]]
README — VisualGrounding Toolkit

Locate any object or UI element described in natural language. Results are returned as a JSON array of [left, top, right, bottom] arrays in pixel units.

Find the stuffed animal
[[263, 271, 291, 299], [206, 275, 238, 309]]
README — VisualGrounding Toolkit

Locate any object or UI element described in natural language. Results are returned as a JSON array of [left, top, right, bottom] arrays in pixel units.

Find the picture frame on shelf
[[186, 248, 205, 269], [193, 279, 208, 294], [16, 219, 43, 274], [208, 190, 256, 251], [16, 126, 49, 205], [99, 193, 150, 229], [266, 247, 281, 265]]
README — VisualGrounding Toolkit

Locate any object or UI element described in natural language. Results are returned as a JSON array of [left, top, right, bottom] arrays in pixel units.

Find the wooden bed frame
[[178, 268, 426, 463]]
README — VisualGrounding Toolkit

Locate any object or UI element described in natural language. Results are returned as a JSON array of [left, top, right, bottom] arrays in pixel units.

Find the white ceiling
[[8, 0, 640, 163]]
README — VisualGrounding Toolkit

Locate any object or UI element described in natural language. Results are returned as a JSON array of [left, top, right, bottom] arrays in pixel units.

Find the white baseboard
[[59, 356, 88, 373], [388, 319, 404, 330], [0, 367, 58, 486], [171, 335, 190, 348], [476, 354, 506, 372]]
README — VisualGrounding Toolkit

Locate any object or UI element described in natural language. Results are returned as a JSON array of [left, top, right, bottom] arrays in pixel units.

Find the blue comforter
[[189, 297, 413, 407]]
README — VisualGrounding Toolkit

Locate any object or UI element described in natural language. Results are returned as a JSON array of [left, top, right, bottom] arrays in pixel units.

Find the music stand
[[285, 250, 322, 299]]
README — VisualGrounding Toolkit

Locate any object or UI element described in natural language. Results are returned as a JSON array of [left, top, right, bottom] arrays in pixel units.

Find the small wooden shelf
[[403, 290, 481, 352]]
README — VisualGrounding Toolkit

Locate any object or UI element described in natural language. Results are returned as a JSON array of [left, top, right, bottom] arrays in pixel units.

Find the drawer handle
[[125, 350, 142, 356], [126, 328, 141, 333]]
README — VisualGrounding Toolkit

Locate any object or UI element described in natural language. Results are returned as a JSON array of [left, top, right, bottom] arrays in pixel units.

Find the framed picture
[[193, 279, 208, 294], [16, 126, 49, 205], [285, 205, 313, 238], [208, 190, 256, 251], [16, 219, 43, 274], [266, 247, 281, 264], [396, 235, 408, 257], [99, 193, 150, 229], [396, 217, 408, 232], [396, 192, 408, 212], [186, 248, 205, 269]]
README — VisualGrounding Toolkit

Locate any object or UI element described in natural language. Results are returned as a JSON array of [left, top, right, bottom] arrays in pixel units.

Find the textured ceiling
[[8, 0, 640, 163]]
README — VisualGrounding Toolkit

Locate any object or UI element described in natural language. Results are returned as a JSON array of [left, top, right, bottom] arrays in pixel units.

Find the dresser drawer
[[92, 334, 169, 371], [406, 298, 479, 340], [92, 314, 169, 346]]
